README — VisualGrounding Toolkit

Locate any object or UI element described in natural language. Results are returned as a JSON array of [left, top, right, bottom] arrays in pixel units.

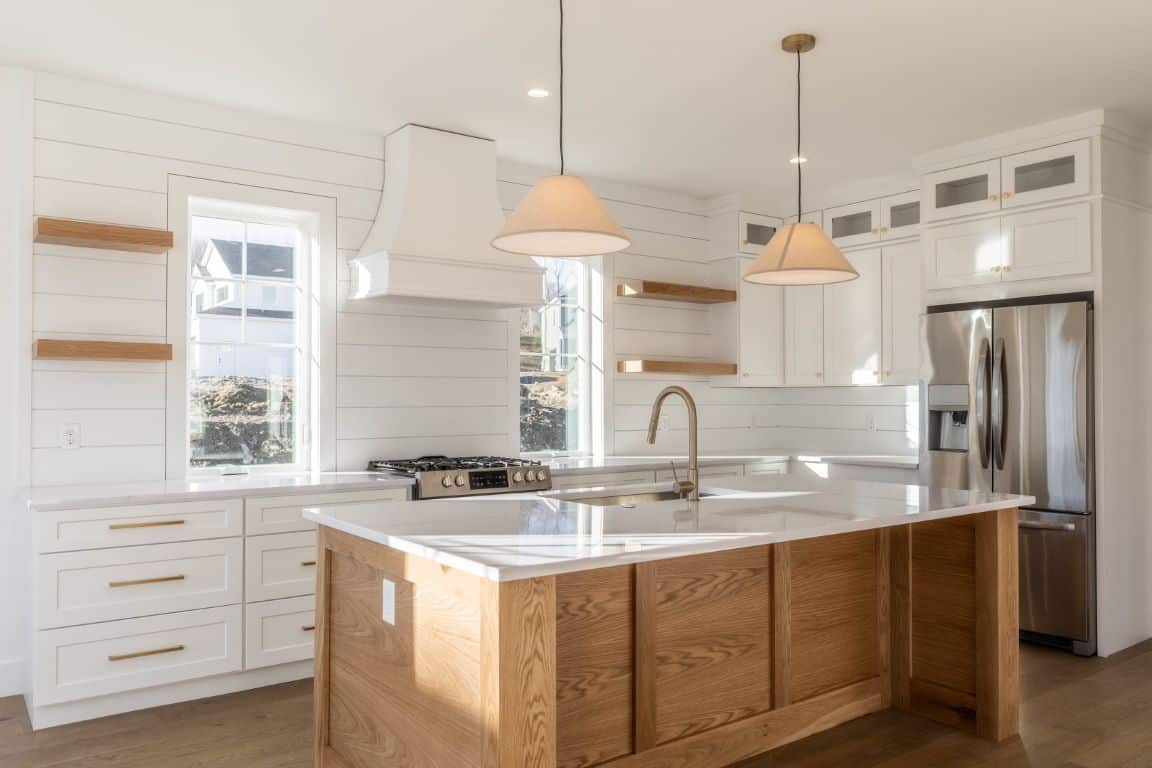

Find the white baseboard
[[29, 661, 312, 730], [0, 657, 23, 698]]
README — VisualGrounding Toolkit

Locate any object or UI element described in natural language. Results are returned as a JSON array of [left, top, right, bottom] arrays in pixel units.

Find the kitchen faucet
[[646, 385, 699, 501]]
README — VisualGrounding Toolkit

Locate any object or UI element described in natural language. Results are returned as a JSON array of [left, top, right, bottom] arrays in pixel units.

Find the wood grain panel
[[890, 524, 912, 711], [320, 531, 486, 768], [974, 507, 1020, 741], [638, 546, 772, 747], [786, 531, 882, 703], [616, 360, 737, 376], [34, 216, 172, 253], [909, 516, 977, 697], [617, 280, 737, 304], [497, 578, 557, 768], [555, 565, 634, 768]]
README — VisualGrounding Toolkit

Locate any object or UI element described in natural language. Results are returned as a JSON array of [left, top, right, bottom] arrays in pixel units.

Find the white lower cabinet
[[245, 531, 318, 603], [37, 498, 243, 553], [881, 241, 923, 385], [37, 538, 243, 629], [35, 605, 243, 706], [244, 596, 316, 670], [823, 248, 883, 386], [244, 488, 409, 535], [784, 285, 824, 385], [655, 464, 744, 485], [551, 471, 655, 490]]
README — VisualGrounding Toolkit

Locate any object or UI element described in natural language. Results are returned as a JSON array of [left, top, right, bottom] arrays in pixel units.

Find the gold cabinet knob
[[743, 372, 750, 377], [1002, 191, 1013, 198], [1003, 264, 1012, 272], [991, 265, 1002, 272], [741, 239, 749, 245], [885, 370, 892, 377], [815, 372, 823, 379], [988, 194, 1000, 201]]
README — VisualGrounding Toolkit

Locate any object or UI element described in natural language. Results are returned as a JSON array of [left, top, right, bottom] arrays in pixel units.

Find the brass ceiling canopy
[[781, 33, 816, 54]]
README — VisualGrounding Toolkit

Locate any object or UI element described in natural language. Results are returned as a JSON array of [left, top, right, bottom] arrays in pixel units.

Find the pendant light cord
[[796, 49, 802, 220], [559, 0, 565, 176]]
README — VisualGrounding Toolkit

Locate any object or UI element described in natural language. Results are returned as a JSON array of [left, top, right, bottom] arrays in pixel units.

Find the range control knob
[[454, 474, 466, 487], [441, 476, 454, 488], [527, 470, 539, 482], [512, 471, 524, 483], [537, 469, 548, 482]]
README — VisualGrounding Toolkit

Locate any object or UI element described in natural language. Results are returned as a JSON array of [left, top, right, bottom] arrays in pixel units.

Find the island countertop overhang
[[302, 475, 1034, 582]]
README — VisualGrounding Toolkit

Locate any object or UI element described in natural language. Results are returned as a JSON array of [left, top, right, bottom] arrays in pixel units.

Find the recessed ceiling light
[[790, 155, 808, 164], [527, 87, 550, 98]]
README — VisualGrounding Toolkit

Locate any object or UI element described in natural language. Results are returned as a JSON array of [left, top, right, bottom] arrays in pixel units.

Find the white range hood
[[350, 124, 544, 306]]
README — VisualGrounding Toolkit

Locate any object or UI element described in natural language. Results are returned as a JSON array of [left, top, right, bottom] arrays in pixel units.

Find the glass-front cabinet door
[[825, 200, 882, 248], [879, 190, 921, 240], [923, 159, 1002, 222], [1001, 139, 1090, 209], [738, 212, 782, 255]]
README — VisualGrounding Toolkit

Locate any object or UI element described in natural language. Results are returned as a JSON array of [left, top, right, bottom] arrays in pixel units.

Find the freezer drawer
[[1019, 509, 1091, 645]]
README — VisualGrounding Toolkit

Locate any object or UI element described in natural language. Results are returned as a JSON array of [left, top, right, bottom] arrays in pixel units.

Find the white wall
[[0, 66, 33, 701]]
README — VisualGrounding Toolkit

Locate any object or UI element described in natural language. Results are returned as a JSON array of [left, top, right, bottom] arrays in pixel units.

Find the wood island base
[[312, 508, 1019, 768]]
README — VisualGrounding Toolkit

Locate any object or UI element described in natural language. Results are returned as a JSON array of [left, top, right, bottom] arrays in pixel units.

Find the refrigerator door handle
[[992, 337, 1007, 470], [1019, 520, 1077, 533], [975, 338, 991, 469]]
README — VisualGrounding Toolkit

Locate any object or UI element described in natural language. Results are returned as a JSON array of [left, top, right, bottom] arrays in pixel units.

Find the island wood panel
[[973, 507, 1020, 742], [776, 530, 886, 705], [635, 546, 772, 748], [496, 577, 558, 768], [555, 565, 634, 768]]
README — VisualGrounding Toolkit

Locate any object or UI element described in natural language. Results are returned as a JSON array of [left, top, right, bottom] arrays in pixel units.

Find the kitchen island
[[305, 476, 1032, 768]]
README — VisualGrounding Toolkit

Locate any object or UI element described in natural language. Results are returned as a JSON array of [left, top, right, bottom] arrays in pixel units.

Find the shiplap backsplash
[[27, 73, 915, 485]]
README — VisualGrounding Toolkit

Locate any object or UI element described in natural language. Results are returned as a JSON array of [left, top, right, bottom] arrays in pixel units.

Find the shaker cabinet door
[[1001, 139, 1090, 209], [737, 259, 785, 384], [784, 285, 824, 386], [924, 218, 1004, 290], [1001, 202, 1091, 282], [823, 248, 882, 386], [882, 242, 923, 385], [923, 160, 1002, 222]]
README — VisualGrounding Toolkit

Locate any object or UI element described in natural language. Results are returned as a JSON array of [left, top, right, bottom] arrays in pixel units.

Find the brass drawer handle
[[108, 519, 186, 530], [300, 560, 317, 567], [109, 575, 186, 589], [108, 644, 185, 662], [301, 625, 316, 632]]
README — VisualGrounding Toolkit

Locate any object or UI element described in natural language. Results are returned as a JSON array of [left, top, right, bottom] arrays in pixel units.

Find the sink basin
[[569, 490, 718, 507]]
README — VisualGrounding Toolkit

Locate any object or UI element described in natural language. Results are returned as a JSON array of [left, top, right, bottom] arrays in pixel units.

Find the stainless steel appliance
[[920, 293, 1095, 655], [369, 456, 552, 499]]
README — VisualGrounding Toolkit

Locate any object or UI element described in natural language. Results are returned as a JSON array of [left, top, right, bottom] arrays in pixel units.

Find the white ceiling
[[4, 0, 1152, 203]]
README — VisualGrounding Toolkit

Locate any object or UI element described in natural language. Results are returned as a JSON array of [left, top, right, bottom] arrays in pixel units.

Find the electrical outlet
[[61, 423, 81, 449]]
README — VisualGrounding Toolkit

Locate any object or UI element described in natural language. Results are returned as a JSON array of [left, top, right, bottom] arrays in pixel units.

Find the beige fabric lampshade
[[492, 175, 631, 257], [743, 222, 859, 285]]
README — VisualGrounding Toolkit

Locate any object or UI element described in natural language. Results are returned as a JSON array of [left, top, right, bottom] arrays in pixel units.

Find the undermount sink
[[569, 490, 718, 507]]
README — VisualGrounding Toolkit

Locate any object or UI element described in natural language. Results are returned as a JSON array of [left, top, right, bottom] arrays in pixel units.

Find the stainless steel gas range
[[368, 456, 553, 499]]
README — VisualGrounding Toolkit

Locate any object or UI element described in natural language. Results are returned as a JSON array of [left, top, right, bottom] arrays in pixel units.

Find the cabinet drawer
[[37, 499, 243, 553], [35, 605, 242, 705], [244, 596, 315, 670], [244, 488, 409, 535], [654, 464, 744, 483], [38, 539, 243, 629], [550, 471, 655, 491], [746, 462, 788, 476], [245, 531, 318, 602]]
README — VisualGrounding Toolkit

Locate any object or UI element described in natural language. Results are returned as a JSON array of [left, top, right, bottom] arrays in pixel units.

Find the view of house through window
[[188, 214, 305, 467], [520, 258, 589, 454]]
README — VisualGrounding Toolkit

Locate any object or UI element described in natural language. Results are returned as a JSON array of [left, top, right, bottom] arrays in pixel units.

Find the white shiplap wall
[[28, 73, 526, 483]]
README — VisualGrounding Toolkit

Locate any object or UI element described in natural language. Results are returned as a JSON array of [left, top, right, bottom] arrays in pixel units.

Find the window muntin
[[520, 258, 590, 455], [188, 215, 305, 468]]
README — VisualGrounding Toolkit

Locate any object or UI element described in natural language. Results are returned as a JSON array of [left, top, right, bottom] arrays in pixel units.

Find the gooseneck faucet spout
[[646, 385, 700, 501]]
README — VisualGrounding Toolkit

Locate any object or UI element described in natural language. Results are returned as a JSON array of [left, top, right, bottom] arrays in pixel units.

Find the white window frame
[[167, 177, 337, 478], [519, 256, 605, 458]]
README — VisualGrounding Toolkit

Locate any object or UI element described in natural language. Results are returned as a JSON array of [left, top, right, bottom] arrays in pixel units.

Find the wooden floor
[[3, 642, 1151, 768]]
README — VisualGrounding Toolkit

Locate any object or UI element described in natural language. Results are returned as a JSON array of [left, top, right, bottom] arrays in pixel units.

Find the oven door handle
[[1019, 520, 1076, 533]]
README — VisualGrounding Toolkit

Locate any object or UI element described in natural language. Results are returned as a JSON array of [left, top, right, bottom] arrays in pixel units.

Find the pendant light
[[745, 34, 858, 286], [491, 0, 630, 258]]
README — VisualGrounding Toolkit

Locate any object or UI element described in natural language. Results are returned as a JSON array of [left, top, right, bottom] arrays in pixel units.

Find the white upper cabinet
[[881, 241, 923, 385], [823, 249, 883, 386], [1001, 202, 1091, 282], [924, 217, 1005, 289], [1001, 140, 1090, 209], [784, 285, 824, 386], [785, 211, 823, 226], [923, 159, 1002, 222], [733, 257, 785, 385], [738, 212, 783, 255], [879, 191, 921, 240], [825, 200, 882, 248]]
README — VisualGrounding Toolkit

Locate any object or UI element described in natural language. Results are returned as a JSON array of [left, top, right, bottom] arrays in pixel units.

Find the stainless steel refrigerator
[[920, 293, 1095, 655]]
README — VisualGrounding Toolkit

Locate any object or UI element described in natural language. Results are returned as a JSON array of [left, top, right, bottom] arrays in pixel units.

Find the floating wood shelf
[[35, 217, 174, 254], [35, 339, 173, 362], [617, 280, 737, 304], [617, 359, 737, 376]]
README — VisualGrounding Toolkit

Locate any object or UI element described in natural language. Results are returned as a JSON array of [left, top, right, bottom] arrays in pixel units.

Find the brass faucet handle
[[673, 480, 697, 498]]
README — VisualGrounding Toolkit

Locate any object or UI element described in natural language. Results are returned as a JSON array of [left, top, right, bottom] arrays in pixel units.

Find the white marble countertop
[[25, 471, 414, 511], [542, 454, 916, 472], [303, 474, 1031, 582]]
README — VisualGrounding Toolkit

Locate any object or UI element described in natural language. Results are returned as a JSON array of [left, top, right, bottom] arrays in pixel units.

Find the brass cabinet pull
[[108, 644, 185, 662], [1002, 191, 1014, 198], [301, 625, 316, 632], [300, 560, 317, 567], [988, 193, 1000, 201], [109, 574, 186, 588], [108, 519, 186, 530]]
